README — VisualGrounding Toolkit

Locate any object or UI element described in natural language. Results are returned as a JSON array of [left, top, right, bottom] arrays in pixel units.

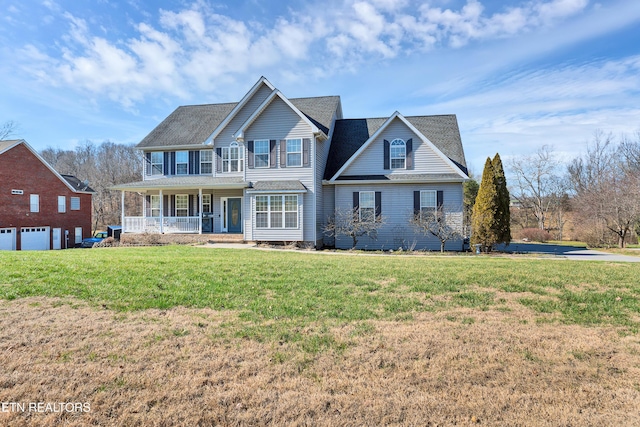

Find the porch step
[[206, 233, 245, 243]]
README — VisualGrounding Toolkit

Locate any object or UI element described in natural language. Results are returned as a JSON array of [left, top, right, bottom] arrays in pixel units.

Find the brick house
[[0, 139, 94, 250]]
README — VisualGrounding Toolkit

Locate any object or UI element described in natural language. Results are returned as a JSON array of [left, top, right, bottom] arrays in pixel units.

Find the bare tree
[[409, 204, 463, 252], [0, 120, 18, 140], [42, 140, 143, 233], [509, 145, 568, 236], [567, 131, 640, 248], [324, 207, 386, 249]]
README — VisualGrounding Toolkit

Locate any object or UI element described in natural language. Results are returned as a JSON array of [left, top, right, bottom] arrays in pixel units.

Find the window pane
[[176, 151, 188, 163], [285, 212, 297, 228], [286, 139, 302, 166], [200, 150, 212, 162], [176, 164, 188, 174], [200, 163, 212, 174], [421, 191, 436, 208], [256, 196, 268, 212], [256, 213, 268, 228], [285, 195, 297, 211]]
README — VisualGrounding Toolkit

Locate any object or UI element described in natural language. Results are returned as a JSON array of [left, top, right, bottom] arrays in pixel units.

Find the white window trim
[[175, 194, 189, 217], [70, 197, 80, 210], [222, 142, 244, 173], [151, 152, 164, 176], [255, 195, 299, 229], [30, 194, 39, 213], [150, 195, 161, 217], [176, 151, 189, 175], [200, 150, 213, 175], [75, 227, 83, 245], [254, 139, 270, 168], [359, 191, 375, 222], [390, 138, 406, 169], [58, 196, 66, 213], [420, 190, 437, 220], [202, 194, 212, 213], [286, 139, 302, 167]]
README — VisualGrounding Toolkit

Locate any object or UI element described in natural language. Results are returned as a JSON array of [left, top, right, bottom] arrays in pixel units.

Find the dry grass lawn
[[1, 296, 639, 426]]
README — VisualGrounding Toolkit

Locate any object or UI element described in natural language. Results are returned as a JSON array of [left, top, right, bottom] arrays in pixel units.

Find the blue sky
[[1, 0, 639, 174]]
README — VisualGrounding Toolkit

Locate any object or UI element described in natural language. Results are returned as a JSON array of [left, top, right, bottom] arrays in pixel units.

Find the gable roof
[[0, 139, 95, 194], [233, 90, 324, 141], [324, 114, 468, 180], [136, 96, 341, 149]]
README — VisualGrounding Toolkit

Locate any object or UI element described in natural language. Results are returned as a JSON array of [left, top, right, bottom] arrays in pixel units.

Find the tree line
[[508, 130, 640, 248]]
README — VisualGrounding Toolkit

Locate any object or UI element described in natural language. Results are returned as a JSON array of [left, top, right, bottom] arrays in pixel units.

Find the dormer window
[[176, 151, 188, 175], [390, 139, 406, 169], [222, 142, 243, 172]]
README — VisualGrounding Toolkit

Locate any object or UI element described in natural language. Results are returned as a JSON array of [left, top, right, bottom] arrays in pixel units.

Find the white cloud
[[13, 0, 598, 106]]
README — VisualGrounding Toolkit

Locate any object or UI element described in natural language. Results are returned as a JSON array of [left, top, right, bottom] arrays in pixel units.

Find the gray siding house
[[114, 77, 469, 250]]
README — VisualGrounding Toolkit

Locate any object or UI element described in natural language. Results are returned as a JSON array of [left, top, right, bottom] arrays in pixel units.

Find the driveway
[[495, 242, 640, 262]]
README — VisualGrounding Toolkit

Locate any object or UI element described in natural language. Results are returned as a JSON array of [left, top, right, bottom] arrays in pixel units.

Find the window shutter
[[247, 140, 254, 169], [189, 194, 194, 217], [437, 190, 444, 220], [375, 191, 382, 221], [145, 195, 151, 216], [414, 191, 420, 215], [406, 138, 413, 169], [145, 152, 151, 175], [353, 192, 359, 211], [270, 140, 277, 168], [170, 152, 176, 175], [303, 138, 310, 167], [216, 148, 222, 173], [163, 195, 170, 216], [188, 151, 195, 175], [163, 152, 170, 175], [383, 139, 390, 170], [280, 140, 287, 168], [194, 151, 200, 174]]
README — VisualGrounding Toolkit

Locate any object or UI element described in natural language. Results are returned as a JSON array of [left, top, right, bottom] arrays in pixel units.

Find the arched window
[[222, 142, 243, 172], [390, 139, 406, 169]]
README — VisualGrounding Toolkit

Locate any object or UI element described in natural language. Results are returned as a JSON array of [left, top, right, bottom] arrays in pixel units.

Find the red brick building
[[0, 140, 94, 250]]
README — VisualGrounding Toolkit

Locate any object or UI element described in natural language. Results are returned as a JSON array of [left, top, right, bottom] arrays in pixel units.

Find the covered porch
[[112, 176, 247, 235]]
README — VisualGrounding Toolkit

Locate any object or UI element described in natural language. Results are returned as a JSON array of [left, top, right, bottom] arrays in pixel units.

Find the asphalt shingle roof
[[324, 115, 468, 180], [137, 96, 340, 149], [249, 180, 307, 192], [62, 174, 95, 192]]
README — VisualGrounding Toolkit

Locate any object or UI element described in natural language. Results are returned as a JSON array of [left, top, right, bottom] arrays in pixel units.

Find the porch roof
[[111, 176, 248, 191], [246, 180, 307, 193]]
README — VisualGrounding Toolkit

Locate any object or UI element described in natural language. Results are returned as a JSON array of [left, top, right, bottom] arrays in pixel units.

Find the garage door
[[0, 228, 16, 251], [20, 227, 50, 251]]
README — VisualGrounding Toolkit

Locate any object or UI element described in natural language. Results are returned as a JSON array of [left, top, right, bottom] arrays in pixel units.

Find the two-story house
[[113, 77, 469, 250], [0, 139, 94, 250]]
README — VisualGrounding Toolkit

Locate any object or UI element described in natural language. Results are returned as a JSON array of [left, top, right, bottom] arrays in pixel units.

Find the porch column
[[121, 191, 125, 231], [142, 194, 147, 232], [159, 189, 164, 234], [198, 188, 203, 235]]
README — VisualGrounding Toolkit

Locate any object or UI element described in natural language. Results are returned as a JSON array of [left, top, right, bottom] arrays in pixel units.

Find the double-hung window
[[420, 190, 437, 221], [150, 195, 161, 217], [200, 150, 213, 174], [359, 191, 375, 222], [254, 140, 269, 168], [175, 194, 188, 217], [202, 194, 212, 213], [255, 195, 298, 228], [30, 194, 39, 213], [151, 152, 164, 176], [222, 142, 243, 172], [176, 151, 188, 175], [390, 139, 406, 169], [286, 139, 302, 167], [58, 196, 66, 213]]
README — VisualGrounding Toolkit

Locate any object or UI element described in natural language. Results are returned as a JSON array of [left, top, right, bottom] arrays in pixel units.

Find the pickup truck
[[80, 231, 108, 248]]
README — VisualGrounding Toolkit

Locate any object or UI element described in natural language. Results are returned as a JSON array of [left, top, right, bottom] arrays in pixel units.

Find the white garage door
[[0, 228, 16, 251], [20, 227, 50, 251]]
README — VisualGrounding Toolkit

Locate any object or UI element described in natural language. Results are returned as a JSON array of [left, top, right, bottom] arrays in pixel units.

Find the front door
[[52, 228, 61, 250], [227, 198, 242, 233]]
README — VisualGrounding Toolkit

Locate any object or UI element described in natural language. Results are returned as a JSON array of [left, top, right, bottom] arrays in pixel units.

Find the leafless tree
[[41, 140, 143, 232], [0, 120, 18, 140], [509, 145, 568, 235], [567, 131, 640, 248], [409, 204, 463, 252], [324, 207, 386, 249]]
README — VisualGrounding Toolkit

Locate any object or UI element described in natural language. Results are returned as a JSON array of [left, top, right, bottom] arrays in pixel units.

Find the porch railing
[[124, 217, 200, 233]]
